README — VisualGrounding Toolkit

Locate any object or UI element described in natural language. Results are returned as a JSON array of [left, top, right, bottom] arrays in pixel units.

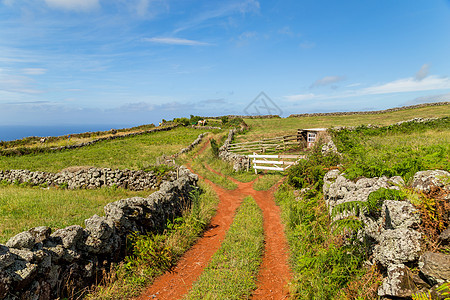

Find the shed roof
[[301, 128, 327, 132]]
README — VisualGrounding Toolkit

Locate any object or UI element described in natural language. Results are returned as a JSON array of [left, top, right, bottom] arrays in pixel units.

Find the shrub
[[287, 149, 340, 193], [210, 138, 219, 158]]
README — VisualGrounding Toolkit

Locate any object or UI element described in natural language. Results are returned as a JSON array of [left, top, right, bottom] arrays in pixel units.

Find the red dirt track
[[137, 141, 291, 300]]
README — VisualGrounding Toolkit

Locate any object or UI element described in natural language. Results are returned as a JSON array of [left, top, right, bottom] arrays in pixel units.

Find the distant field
[[237, 104, 450, 142], [0, 127, 214, 172]]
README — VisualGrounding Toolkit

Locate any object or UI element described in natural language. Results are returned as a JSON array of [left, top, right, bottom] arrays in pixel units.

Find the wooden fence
[[248, 153, 306, 173], [227, 134, 299, 154]]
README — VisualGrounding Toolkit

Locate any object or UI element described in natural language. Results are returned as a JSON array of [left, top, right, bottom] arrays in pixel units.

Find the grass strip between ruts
[[185, 196, 264, 300]]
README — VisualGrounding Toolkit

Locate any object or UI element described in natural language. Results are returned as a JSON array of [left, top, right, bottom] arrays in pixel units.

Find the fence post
[[253, 152, 257, 174]]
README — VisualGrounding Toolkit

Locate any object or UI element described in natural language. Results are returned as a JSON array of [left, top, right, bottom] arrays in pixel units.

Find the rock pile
[[0, 167, 198, 299], [323, 169, 450, 298]]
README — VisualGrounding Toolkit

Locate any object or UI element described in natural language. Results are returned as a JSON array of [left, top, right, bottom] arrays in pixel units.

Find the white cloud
[[44, 0, 100, 12], [143, 37, 212, 46], [361, 75, 450, 95], [310, 76, 345, 88]]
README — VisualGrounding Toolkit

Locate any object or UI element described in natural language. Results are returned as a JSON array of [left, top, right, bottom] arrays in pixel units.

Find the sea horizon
[[0, 124, 142, 142]]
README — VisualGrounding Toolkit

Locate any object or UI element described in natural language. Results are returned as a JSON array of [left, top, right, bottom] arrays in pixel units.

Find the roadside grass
[[236, 104, 450, 143], [253, 173, 284, 191], [189, 157, 238, 190], [0, 184, 151, 244], [86, 181, 219, 299], [177, 133, 253, 189], [0, 127, 212, 172], [279, 119, 450, 299], [275, 184, 371, 299], [185, 196, 264, 300]]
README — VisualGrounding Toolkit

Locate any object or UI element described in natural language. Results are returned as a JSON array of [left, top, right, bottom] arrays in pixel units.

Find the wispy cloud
[[299, 41, 316, 49], [415, 63, 430, 81], [21, 68, 47, 75], [310, 76, 346, 88], [174, 0, 260, 33], [143, 37, 212, 46], [404, 92, 450, 105], [361, 75, 450, 95], [44, 0, 100, 12], [0, 68, 44, 94], [286, 75, 450, 102], [131, 0, 169, 18]]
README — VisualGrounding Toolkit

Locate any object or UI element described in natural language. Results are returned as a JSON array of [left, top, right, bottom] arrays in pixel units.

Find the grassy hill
[[236, 103, 450, 142], [0, 126, 213, 172]]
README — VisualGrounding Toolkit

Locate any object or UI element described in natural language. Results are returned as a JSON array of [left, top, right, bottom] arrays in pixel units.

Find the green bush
[[210, 138, 219, 158], [287, 149, 340, 193]]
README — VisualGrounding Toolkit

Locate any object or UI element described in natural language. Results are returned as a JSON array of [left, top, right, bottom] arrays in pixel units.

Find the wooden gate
[[248, 153, 306, 173]]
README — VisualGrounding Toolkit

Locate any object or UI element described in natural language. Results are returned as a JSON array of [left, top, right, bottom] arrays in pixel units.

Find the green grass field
[[0, 127, 214, 172], [236, 104, 450, 142], [0, 185, 151, 244]]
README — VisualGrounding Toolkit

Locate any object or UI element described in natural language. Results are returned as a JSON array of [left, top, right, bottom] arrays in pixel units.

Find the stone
[[378, 264, 417, 297], [382, 200, 420, 229], [84, 215, 119, 254], [0, 245, 14, 269], [439, 227, 450, 244], [419, 252, 450, 284], [373, 228, 421, 267], [6, 231, 35, 250], [321, 140, 338, 155], [28, 226, 51, 243], [0, 273, 10, 298], [9, 248, 34, 262], [410, 170, 450, 195], [50, 225, 85, 249]]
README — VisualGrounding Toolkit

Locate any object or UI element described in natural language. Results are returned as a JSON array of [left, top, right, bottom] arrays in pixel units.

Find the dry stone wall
[[0, 132, 209, 191], [323, 169, 450, 298], [0, 168, 166, 191], [218, 129, 250, 172], [289, 101, 449, 118], [0, 167, 198, 300]]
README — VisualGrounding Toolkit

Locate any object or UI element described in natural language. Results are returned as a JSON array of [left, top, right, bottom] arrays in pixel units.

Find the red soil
[[137, 140, 291, 300]]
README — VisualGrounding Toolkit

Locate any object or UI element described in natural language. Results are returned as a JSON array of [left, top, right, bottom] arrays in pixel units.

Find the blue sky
[[1, 0, 450, 126]]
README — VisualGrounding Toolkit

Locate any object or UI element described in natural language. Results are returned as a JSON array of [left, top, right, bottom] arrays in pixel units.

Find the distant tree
[[221, 116, 229, 124], [190, 115, 202, 125], [173, 117, 190, 126]]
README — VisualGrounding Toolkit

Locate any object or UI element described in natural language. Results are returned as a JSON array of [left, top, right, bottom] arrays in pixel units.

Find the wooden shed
[[297, 128, 328, 149]]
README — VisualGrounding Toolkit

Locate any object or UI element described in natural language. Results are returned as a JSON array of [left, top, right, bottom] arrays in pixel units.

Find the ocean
[[0, 124, 132, 142]]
